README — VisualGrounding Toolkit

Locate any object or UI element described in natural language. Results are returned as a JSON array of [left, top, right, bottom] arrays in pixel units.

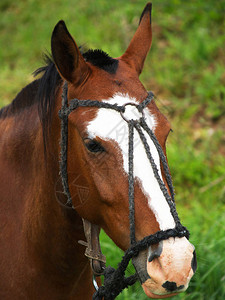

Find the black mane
[[0, 54, 61, 123], [34, 55, 62, 148], [83, 49, 118, 74]]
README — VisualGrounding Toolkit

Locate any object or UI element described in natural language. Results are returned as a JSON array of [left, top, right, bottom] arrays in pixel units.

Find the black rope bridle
[[58, 82, 190, 300]]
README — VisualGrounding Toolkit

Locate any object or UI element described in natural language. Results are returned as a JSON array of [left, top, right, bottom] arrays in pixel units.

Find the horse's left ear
[[121, 3, 152, 75]]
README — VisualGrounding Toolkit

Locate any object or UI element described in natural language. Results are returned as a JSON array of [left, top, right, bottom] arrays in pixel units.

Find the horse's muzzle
[[133, 236, 196, 298]]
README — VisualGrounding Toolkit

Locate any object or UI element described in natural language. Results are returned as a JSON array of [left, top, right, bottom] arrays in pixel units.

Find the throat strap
[[79, 219, 106, 276]]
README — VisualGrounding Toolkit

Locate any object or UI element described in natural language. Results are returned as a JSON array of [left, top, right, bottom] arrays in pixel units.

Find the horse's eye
[[84, 138, 105, 153]]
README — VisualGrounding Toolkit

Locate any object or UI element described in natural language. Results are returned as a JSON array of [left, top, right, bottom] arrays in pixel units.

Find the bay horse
[[0, 3, 196, 299]]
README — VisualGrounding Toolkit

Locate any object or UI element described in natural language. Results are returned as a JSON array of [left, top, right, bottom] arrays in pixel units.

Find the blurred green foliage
[[0, 0, 224, 299]]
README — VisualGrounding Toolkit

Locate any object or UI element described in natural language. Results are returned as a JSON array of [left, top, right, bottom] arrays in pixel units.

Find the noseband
[[58, 82, 190, 300]]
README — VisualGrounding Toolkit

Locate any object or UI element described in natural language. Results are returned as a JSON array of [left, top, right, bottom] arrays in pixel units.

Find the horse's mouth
[[142, 284, 179, 299]]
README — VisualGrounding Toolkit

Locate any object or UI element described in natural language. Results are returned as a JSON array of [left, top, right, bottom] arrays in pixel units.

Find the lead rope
[[58, 82, 190, 300]]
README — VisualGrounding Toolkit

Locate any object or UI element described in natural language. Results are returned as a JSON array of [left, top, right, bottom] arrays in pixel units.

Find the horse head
[[51, 3, 196, 298]]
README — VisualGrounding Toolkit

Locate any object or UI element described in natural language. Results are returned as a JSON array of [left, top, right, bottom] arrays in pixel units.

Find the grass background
[[0, 0, 224, 299]]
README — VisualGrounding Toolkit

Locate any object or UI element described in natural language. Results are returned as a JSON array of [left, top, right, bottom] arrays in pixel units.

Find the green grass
[[1, 0, 225, 299]]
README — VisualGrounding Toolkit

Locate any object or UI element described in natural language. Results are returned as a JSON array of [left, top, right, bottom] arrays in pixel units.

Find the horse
[[0, 3, 196, 299]]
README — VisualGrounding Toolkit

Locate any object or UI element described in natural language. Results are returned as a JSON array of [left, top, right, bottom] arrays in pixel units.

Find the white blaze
[[87, 93, 175, 230]]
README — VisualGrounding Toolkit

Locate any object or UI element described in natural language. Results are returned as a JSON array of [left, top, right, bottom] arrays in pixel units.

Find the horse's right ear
[[51, 21, 90, 84]]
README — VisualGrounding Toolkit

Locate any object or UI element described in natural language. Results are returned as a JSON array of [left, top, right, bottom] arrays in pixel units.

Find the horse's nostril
[[191, 250, 197, 273], [148, 242, 163, 262], [148, 250, 160, 262], [162, 281, 184, 292]]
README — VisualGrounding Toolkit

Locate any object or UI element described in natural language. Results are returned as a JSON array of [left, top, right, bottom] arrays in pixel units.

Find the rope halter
[[58, 82, 190, 300]]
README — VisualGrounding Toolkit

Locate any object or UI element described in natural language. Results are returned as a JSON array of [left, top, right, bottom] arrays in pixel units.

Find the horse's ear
[[121, 3, 152, 75], [51, 20, 90, 84]]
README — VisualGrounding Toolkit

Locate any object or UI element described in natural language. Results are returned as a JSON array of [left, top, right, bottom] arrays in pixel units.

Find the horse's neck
[[0, 107, 42, 212], [0, 105, 89, 290]]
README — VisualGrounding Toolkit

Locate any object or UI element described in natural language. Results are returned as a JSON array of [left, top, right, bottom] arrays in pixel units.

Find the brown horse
[[0, 3, 196, 299]]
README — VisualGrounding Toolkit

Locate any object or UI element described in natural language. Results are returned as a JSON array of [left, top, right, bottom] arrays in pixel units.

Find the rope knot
[[104, 266, 116, 279], [129, 247, 139, 258], [176, 225, 190, 239], [137, 91, 154, 112], [58, 109, 67, 120]]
